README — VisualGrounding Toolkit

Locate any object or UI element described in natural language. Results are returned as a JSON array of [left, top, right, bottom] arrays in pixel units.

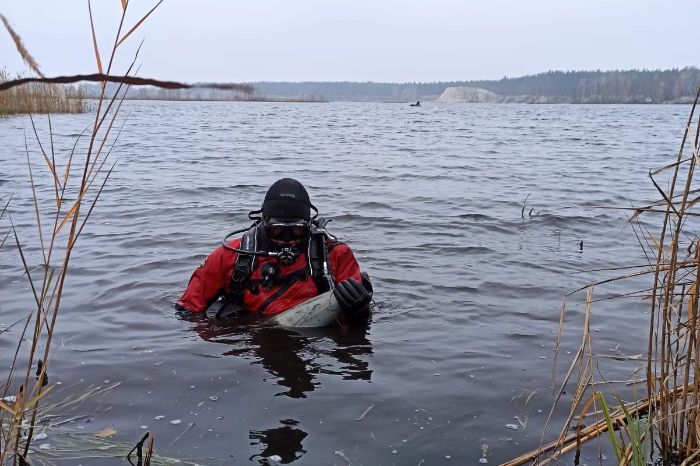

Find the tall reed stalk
[[0, 3, 163, 464], [644, 88, 700, 464], [503, 89, 700, 466]]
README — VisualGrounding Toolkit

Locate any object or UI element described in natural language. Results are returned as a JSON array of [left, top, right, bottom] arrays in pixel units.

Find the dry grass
[[6, 382, 200, 466], [504, 89, 700, 466], [0, 2, 165, 464], [0, 68, 86, 116]]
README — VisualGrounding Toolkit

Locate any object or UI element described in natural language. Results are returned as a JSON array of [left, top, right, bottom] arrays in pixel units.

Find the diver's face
[[264, 219, 308, 248]]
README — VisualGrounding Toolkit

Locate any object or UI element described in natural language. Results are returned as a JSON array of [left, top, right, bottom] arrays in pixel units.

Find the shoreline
[[84, 97, 694, 105]]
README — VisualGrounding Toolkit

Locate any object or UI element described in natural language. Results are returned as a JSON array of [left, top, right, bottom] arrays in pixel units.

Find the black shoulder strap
[[308, 218, 336, 293], [228, 226, 257, 303]]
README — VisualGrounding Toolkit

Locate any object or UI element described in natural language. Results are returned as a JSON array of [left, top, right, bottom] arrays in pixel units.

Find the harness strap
[[228, 220, 340, 307], [255, 268, 310, 314], [309, 231, 341, 293], [228, 226, 257, 303], [248, 268, 309, 287]]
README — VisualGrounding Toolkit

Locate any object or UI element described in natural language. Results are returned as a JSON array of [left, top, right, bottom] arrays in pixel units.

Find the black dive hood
[[221, 179, 333, 267]]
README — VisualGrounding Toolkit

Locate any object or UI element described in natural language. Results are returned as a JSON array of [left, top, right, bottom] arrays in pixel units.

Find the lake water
[[0, 102, 692, 465]]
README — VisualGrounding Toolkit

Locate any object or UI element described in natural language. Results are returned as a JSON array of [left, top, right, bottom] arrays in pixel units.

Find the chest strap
[[227, 220, 340, 305], [255, 268, 310, 314]]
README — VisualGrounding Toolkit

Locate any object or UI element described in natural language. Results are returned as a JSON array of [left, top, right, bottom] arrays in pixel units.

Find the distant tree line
[[468, 68, 700, 103], [80, 68, 700, 103], [252, 68, 700, 103]]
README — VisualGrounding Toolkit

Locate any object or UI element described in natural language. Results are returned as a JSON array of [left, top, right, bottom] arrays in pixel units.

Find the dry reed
[[0, 2, 165, 464], [503, 89, 700, 465], [0, 68, 86, 116], [0, 14, 44, 78]]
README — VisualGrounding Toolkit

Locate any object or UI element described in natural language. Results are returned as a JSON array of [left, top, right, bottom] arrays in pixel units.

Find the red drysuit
[[177, 237, 362, 315]]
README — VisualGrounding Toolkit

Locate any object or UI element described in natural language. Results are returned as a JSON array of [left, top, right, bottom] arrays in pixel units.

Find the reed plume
[[0, 14, 44, 78]]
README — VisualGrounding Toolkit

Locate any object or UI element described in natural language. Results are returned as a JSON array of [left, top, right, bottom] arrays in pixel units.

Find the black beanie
[[261, 178, 311, 221]]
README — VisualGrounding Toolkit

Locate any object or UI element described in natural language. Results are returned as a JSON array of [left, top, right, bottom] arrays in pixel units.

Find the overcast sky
[[0, 1, 697, 83]]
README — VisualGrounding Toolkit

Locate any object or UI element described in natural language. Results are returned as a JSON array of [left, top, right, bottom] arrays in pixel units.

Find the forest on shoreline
[[78, 67, 700, 104]]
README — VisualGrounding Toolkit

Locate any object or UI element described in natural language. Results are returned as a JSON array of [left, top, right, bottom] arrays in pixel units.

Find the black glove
[[333, 278, 371, 314]]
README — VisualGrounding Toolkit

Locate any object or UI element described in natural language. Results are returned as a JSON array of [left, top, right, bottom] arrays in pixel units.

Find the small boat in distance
[[409, 100, 421, 107]]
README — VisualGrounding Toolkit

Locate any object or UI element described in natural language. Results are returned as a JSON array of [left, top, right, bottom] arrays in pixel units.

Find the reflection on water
[[249, 419, 307, 464], [181, 312, 372, 462], [184, 313, 373, 399]]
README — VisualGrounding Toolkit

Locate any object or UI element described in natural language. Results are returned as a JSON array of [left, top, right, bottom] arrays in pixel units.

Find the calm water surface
[[0, 102, 691, 465]]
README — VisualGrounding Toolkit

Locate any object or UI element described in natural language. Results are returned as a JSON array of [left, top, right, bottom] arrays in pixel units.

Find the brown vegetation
[[504, 89, 700, 466], [0, 68, 86, 116], [0, 2, 168, 465]]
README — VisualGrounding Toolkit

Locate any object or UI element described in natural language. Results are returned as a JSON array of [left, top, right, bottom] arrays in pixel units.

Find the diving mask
[[264, 220, 309, 243]]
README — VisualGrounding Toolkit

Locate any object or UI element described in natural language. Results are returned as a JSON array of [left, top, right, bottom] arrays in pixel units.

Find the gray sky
[[1, 1, 697, 83]]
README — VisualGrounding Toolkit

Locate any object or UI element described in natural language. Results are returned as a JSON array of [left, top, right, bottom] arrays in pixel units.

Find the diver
[[176, 178, 372, 320]]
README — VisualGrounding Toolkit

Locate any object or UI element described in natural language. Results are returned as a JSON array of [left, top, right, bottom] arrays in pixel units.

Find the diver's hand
[[333, 278, 371, 314]]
